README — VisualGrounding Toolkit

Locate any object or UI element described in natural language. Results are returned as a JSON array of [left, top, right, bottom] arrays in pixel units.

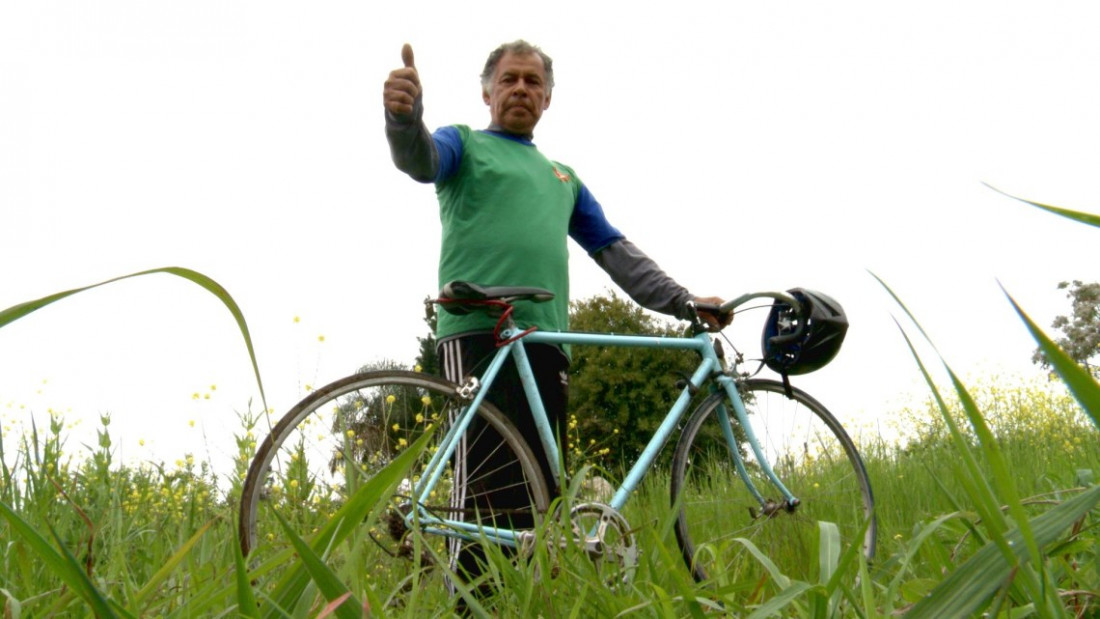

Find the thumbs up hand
[[384, 43, 422, 120]]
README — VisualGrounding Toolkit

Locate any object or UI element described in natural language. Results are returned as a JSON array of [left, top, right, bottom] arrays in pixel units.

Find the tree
[[567, 291, 701, 471], [415, 297, 440, 376], [1032, 280, 1100, 378], [331, 358, 420, 471], [331, 303, 440, 476]]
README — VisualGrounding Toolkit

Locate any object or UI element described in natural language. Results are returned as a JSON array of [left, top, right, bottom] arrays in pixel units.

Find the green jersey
[[435, 125, 581, 340]]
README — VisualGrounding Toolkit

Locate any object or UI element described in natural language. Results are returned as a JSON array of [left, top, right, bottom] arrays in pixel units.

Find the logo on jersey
[[552, 167, 571, 183]]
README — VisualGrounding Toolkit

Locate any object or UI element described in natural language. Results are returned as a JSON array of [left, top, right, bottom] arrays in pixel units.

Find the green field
[[2, 374, 1096, 618]]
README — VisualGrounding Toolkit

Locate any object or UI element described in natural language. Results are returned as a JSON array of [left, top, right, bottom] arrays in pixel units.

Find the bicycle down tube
[[408, 325, 800, 546]]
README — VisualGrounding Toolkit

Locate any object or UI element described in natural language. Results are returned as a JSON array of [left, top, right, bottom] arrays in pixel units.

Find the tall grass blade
[[885, 511, 969, 600], [132, 520, 213, 607], [1002, 286, 1100, 430], [735, 536, 791, 590], [874, 274, 1053, 610], [984, 183, 1100, 228], [817, 521, 840, 585], [907, 483, 1100, 618], [0, 267, 267, 408], [263, 429, 433, 616], [884, 319, 1008, 542], [0, 588, 20, 619], [0, 500, 120, 617], [857, 552, 877, 619], [745, 581, 815, 619], [272, 509, 361, 619], [233, 529, 260, 618], [317, 593, 355, 619], [943, 371, 1045, 586], [822, 516, 870, 597], [644, 524, 710, 618]]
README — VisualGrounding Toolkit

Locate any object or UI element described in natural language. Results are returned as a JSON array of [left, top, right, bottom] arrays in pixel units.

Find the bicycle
[[238, 281, 875, 590]]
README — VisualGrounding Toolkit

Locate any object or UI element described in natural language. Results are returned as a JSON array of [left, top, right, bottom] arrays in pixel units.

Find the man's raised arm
[[383, 44, 438, 183]]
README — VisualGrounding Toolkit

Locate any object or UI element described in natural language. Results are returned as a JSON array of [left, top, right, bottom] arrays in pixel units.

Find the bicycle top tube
[[433, 280, 803, 339]]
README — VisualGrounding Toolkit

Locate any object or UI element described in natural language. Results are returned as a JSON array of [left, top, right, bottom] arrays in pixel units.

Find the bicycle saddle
[[437, 281, 555, 315]]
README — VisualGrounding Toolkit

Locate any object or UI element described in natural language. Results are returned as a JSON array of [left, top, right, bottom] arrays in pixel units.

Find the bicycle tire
[[238, 370, 551, 583], [670, 378, 875, 583]]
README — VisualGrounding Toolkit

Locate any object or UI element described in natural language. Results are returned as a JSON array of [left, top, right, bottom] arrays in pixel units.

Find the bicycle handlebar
[[719, 291, 801, 316], [695, 291, 807, 344]]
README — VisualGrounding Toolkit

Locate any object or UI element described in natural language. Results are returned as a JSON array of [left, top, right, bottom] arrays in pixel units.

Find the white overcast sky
[[2, 1, 1098, 471]]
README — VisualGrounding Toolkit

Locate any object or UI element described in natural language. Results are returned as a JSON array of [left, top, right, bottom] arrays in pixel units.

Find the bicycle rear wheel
[[238, 370, 551, 588], [671, 378, 875, 584]]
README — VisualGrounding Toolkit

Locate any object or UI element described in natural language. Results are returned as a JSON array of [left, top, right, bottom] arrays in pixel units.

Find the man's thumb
[[401, 43, 415, 69]]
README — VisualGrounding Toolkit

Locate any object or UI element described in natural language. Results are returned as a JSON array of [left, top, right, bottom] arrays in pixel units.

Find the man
[[383, 39, 727, 590]]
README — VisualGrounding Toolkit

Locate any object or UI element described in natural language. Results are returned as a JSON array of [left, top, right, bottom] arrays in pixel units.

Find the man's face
[[483, 51, 551, 137]]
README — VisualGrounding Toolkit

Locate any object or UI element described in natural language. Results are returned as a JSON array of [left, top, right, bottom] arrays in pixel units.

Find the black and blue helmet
[[762, 288, 848, 376]]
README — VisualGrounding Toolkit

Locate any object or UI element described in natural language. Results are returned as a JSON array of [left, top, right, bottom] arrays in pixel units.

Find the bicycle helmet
[[762, 288, 848, 376]]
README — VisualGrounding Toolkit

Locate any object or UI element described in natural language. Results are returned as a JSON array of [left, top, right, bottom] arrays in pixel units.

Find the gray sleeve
[[593, 239, 696, 321], [384, 97, 438, 183]]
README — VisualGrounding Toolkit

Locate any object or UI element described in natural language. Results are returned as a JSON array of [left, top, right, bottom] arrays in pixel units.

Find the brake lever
[[693, 302, 733, 331]]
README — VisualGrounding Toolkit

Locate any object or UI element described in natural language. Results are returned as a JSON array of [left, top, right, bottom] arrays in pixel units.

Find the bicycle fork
[[711, 376, 801, 516]]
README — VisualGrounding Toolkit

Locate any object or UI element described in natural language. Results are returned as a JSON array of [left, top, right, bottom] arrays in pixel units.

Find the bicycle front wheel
[[238, 370, 551, 588], [671, 378, 875, 584]]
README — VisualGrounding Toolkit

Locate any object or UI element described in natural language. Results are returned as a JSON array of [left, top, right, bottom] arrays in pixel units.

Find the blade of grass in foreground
[[132, 520, 214, 609], [0, 267, 267, 409], [272, 509, 362, 619], [908, 484, 1100, 619], [984, 183, 1100, 228], [0, 500, 123, 617], [1002, 285, 1100, 430], [873, 273, 1053, 613], [234, 528, 260, 619], [262, 428, 434, 618]]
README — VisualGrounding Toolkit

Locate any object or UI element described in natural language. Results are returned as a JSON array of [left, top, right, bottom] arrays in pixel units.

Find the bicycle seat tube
[[496, 327, 563, 487]]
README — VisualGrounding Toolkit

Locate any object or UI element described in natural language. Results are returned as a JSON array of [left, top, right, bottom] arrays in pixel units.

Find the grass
[[0, 370, 1096, 617]]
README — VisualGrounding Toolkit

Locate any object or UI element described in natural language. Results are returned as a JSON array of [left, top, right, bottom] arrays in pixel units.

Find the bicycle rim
[[671, 378, 875, 584], [238, 370, 551, 590]]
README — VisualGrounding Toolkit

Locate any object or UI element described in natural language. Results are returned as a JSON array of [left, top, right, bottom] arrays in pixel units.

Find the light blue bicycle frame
[[408, 303, 800, 548]]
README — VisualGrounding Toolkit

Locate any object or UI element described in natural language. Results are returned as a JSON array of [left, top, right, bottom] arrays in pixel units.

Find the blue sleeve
[[432, 126, 463, 183], [569, 184, 625, 255]]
